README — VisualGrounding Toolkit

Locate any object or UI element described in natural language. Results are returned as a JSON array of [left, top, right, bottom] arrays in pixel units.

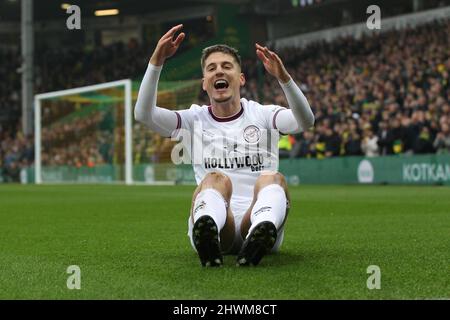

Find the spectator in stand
[[290, 131, 315, 158], [361, 128, 379, 157], [433, 123, 450, 154], [377, 121, 394, 155], [413, 126, 435, 154], [323, 126, 341, 157], [344, 131, 363, 156]]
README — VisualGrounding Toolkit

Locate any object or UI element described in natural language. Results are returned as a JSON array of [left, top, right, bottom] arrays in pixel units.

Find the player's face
[[202, 52, 245, 104]]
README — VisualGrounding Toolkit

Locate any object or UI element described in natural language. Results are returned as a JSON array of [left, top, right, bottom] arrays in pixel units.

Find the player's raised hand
[[255, 43, 291, 83], [150, 24, 185, 66]]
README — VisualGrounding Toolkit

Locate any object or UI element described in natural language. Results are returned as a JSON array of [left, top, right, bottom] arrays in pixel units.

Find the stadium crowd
[[1, 19, 450, 181], [241, 19, 450, 159]]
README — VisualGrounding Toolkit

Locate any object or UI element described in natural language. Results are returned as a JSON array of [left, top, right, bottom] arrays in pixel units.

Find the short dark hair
[[201, 44, 242, 71]]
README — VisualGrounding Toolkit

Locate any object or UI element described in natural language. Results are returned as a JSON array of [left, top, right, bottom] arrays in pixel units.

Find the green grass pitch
[[0, 184, 448, 299]]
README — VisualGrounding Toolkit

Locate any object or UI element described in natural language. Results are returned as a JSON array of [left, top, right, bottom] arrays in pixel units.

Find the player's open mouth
[[214, 79, 229, 90]]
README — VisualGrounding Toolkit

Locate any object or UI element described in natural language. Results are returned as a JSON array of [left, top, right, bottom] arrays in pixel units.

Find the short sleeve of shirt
[[260, 104, 287, 132], [172, 104, 200, 139]]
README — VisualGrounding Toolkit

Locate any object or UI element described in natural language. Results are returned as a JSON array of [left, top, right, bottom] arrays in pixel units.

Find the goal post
[[32, 77, 201, 186], [34, 79, 133, 185]]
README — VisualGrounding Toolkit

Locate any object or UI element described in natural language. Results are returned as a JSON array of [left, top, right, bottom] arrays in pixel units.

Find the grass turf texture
[[0, 184, 448, 299]]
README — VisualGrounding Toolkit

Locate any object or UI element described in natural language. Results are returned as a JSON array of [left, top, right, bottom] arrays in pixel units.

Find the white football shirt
[[174, 98, 285, 214]]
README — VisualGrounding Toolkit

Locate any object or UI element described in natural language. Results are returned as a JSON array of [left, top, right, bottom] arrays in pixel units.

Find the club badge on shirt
[[243, 125, 261, 143]]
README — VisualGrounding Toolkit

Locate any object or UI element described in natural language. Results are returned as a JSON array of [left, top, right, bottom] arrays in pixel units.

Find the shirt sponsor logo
[[204, 154, 265, 172]]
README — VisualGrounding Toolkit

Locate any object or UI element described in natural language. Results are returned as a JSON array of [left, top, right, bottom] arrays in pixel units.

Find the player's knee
[[202, 171, 231, 185], [257, 171, 286, 185], [255, 171, 287, 193], [200, 171, 232, 198]]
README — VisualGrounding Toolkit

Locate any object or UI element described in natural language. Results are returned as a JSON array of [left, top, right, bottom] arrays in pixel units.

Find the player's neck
[[210, 98, 241, 118]]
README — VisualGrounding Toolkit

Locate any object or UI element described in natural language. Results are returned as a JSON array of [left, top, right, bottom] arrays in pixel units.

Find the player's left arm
[[256, 43, 315, 134]]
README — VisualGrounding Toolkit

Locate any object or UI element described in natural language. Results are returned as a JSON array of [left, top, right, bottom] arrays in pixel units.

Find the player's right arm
[[134, 24, 185, 137]]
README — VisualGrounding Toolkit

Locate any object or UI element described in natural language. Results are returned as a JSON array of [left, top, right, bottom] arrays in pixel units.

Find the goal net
[[34, 80, 133, 184], [33, 78, 200, 185]]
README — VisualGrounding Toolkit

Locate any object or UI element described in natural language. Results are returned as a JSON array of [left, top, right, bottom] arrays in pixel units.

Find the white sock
[[192, 188, 227, 231], [248, 184, 287, 236]]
